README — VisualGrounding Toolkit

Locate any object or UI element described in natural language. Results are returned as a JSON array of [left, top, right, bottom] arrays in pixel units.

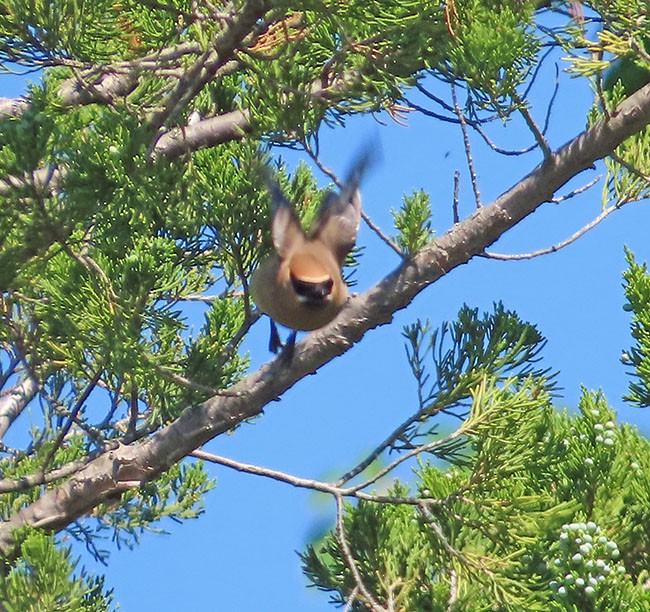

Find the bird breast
[[250, 243, 349, 331]]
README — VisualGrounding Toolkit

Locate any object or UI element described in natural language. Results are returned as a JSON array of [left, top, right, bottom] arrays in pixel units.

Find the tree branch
[[335, 494, 388, 612], [0, 374, 39, 442], [0, 97, 29, 119], [152, 109, 251, 159], [1, 83, 650, 561], [484, 196, 625, 261]]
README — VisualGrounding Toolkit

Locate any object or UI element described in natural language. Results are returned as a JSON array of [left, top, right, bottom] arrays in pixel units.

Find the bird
[[250, 149, 374, 356]]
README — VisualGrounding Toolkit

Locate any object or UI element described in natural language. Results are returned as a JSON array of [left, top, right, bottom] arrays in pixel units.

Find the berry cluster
[[547, 522, 625, 601]]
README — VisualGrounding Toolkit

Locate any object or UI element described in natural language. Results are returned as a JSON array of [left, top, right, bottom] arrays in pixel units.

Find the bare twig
[[419, 503, 497, 580], [0, 455, 98, 494], [452, 170, 460, 224], [484, 198, 625, 261], [514, 93, 553, 161], [128, 386, 139, 440], [343, 586, 360, 612], [303, 143, 404, 257], [335, 400, 448, 487], [217, 310, 261, 368], [447, 569, 459, 611], [405, 98, 463, 125], [335, 494, 388, 612], [175, 294, 220, 302], [451, 83, 481, 207], [361, 211, 404, 257], [550, 174, 602, 203], [347, 428, 469, 494], [190, 448, 446, 506], [471, 120, 538, 156], [42, 369, 103, 471], [148, 362, 244, 397]]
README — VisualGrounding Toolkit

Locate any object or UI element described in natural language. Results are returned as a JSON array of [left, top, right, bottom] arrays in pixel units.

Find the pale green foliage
[[302, 484, 442, 610], [391, 190, 434, 255], [303, 301, 650, 610], [0, 443, 215, 563], [1, 0, 650, 609], [93, 461, 215, 552], [0, 436, 90, 520], [595, 82, 650, 208], [400, 303, 550, 450], [0, 529, 113, 611], [442, 0, 538, 113], [623, 249, 650, 408], [579, 2, 650, 209]]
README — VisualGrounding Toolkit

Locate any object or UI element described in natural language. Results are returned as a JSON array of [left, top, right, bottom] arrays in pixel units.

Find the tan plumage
[[251, 150, 372, 339]]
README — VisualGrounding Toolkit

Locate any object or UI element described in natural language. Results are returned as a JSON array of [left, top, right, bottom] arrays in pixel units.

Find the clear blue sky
[[3, 44, 650, 611]]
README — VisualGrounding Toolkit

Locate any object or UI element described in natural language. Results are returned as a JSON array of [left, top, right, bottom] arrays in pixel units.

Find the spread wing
[[266, 176, 306, 259], [311, 147, 376, 265]]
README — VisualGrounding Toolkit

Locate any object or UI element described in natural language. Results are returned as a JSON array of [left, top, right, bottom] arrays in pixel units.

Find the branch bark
[[1, 84, 649, 562], [0, 375, 39, 442]]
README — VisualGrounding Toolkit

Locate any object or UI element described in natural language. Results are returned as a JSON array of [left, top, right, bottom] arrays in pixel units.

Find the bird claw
[[279, 330, 297, 364], [268, 319, 297, 364], [269, 318, 283, 354]]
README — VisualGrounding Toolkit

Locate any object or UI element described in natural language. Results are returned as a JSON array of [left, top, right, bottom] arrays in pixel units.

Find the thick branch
[[153, 109, 251, 159], [1, 84, 650, 561], [0, 375, 39, 442], [0, 97, 29, 119]]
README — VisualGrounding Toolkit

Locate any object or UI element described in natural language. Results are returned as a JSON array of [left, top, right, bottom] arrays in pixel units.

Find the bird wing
[[311, 147, 376, 265], [267, 176, 306, 259]]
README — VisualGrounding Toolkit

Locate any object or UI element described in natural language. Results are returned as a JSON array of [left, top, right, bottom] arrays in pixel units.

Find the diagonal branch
[[1, 84, 650, 561], [144, 0, 269, 144], [0, 374, 39, 442]]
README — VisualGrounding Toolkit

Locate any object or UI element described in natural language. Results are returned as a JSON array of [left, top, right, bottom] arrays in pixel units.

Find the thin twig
[[149, 362, 245, 397], [347, 428, 468, 494], [419, 503, 496, 578], [335, 494, 387, 612], [405, 98, 461, 125], [513, 93, 553, 161], [484, 199, 626, 261], [190, 448, 446, 506], [451, 83, 481, 207], [550, 174, 602, 203], [128, 385, 139, 440], [343, 586, 360, 612], [471, 120, 538, 156], [0, 455, 97, 493], [42, 369, 104, 471], [541, 63, 561, 137], [216, 310, 261, 368], [334, 399, 449, 487], [447, 569, 459, 611], [452, 170, 460, 224], [177, 294, 220, 302], [303, 143, 404, 257]]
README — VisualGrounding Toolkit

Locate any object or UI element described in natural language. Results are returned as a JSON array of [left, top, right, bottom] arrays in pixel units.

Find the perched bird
[[250, 150, 373, 354]]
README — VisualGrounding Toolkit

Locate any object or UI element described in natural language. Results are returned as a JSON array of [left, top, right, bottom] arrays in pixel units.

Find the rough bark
[[1, 83, 648, 560], [0, 375, 39, 443]]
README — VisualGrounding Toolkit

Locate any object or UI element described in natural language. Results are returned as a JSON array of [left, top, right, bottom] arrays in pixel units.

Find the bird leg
[[268, 318, 283, 354], [279, 330, 297, 364], [268, 318, 297, 364]]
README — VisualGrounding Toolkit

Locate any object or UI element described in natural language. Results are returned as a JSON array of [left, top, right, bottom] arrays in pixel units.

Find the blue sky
[[3, 43, 650, 611]]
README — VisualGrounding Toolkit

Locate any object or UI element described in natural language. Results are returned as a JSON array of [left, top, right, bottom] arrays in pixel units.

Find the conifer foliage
[[1, 0, 650, 608]]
